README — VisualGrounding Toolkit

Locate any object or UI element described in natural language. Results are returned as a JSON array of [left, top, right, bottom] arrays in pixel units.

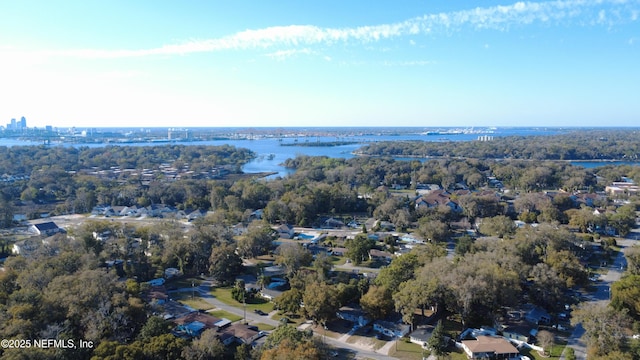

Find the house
[[187, 209, 207, 221], [12, 214, 27, 223], [28, 221, 62, 236], [173, 312, 222, 338], [525, 306, 551, 325], [461, 336, 519, 359], [501, 325, 536, 343], [415, 190, 462, 213], [409, 326, 435, 348], [146, 286, 169, 305], [336, 305, 371, 327], [373, 320, 411, 338], [260, 288, 283, 301], [164, 267, 181, 279], [369, 249, 394, 263], [323, 217, 345, 229], [275, 224, 295, 239], [220, 323, 260, 345], [329, 247, 348, 256]]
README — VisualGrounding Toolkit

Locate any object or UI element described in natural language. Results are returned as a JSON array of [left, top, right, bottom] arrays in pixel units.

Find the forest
[[1, 138, 640, 359], [358, 129, 640, 161]]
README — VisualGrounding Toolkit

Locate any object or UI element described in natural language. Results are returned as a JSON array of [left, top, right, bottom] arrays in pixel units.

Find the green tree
[[610, 274, 640, 321], [274, 289, 303, 315], [302, 282, 338, 326], [427, 320, 447, 357], [416, 219, 450, 243], [275, 243, 312, 277], [209, 243, 243, 286], [375, 253, 419, 293], [360, 286, 394, 321], [478, 215, 516, 238], [344, 234, 374, 265], [138, 316, 173, 340], [237, 221, 275, 258]]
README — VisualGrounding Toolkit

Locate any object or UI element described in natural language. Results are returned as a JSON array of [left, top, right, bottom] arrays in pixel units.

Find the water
[[2, 127, 639, 177]]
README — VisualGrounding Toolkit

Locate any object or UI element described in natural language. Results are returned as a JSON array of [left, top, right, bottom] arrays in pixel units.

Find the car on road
[[254, 309, 267, 316]]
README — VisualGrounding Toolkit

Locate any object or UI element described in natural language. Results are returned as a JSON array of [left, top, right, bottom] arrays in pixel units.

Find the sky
[[1, 0, 639, 128]]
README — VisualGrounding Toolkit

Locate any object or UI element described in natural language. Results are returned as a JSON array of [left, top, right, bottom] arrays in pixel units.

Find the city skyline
[[1, 0, 639, 128]]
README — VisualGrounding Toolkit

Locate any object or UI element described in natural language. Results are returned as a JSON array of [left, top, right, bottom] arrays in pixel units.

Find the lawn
[[253, 322, 276, 331], [207, 309, 242, 322], [520, 343, 567, 360], [172, 293, 214, 311], [209, 286, 274, 313], [390, 340, 429, 360]]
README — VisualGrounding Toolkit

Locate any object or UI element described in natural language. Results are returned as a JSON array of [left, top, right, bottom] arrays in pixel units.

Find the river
[[2, 127, 639, 178]]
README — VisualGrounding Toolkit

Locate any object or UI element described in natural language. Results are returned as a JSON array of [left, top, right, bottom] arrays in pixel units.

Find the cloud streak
[[10, 0, 640, 59]]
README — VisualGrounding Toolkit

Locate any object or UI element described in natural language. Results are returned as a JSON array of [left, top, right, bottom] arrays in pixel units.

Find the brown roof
[[463, 336, 519, 355], [220, 323, 259, 342], [173, 312, 221, 329]]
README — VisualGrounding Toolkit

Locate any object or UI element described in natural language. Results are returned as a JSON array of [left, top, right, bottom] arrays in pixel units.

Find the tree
[[302, 282, 338, 326], [138, 316, 173, 340], [311, 252, 332, 281], [416, 219, 450, 243], [537, 330, 555, 356], [262, 324, 313, 350], [478, 215, 516, 238], [275, 243, 312, 277], [274, 289, 303, 315], [260, 338, 323, 360], [375, 253, 419, 293], [610, 275, 640, 321], [237, 221, 275, 258], [344, 234, 374, 265], [626, 246, 640, 275], [427, 320, 447, 357], [235, 343, 253, 360], [209, 243, 243, 286], [571, 302, 629, 357], [360, 286, 394, 321], [182, 328, 226, 360]]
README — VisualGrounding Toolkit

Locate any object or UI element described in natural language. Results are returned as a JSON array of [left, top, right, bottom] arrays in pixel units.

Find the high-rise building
[[19, 116, 26, 130]]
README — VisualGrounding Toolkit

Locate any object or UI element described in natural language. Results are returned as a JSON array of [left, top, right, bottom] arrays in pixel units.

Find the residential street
[[560, 231, 637, 360], [183, 279, 400, 360]]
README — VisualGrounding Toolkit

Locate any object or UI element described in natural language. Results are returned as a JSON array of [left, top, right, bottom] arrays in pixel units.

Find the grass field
[[390, 340, 428, 360], [171, 292, 214, 311], [209, 286, 274, 313], [207, 309, 242, 322]]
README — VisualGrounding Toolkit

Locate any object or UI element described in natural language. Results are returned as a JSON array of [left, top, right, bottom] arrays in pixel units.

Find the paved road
[[560, 233, 637, 360], [184, 279, 399, 360]]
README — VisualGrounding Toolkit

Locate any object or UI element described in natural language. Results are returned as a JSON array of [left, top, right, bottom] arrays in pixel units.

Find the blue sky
[[1, 0, 639, 128]]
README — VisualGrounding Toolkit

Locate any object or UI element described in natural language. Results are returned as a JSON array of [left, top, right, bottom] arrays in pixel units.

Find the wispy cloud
[[7, 0, 640, 59], [265, 48, 315, 61]]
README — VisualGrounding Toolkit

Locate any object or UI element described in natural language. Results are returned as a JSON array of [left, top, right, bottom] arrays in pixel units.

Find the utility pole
[[243, 289, 247, 324]]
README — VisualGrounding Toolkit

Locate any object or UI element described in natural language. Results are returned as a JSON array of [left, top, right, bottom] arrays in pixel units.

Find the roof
[[174, 312, 221, 329], [33, 222, 59, 231], [410, 326, 434, 341], [222, 323, 259, 342], [462, 336, 519, 355]]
